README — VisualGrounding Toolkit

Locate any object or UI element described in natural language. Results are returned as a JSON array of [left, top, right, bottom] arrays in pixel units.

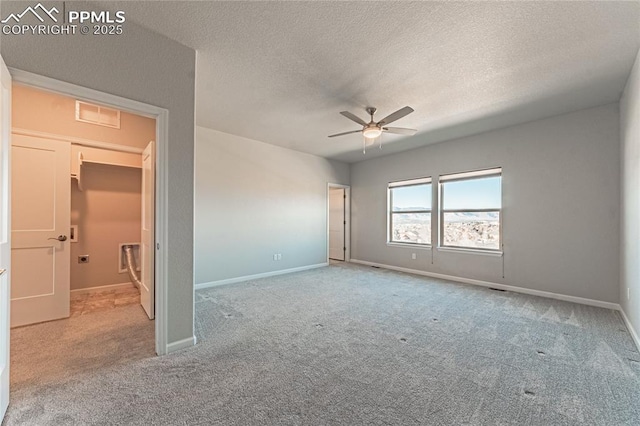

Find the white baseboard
[[166, 335, 197, 354], [70, 282, 134, 295], [350, 259, 619, 311], [195, 263, 328, 290], [619, 307, 640, 352]]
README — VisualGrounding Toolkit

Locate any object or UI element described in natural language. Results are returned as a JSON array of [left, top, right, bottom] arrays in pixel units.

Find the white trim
[[389, 176, 432, 187], [619, 307, 640, 352], [439, 166, 502, 182], [196, 263, 328, 290], [327, 183, 350, 263], [10, 68, 172, 356], [350, 259, 619, 310], [0, 56, 12, 422], [154, 110, 170, 355], [12, 127, 143, 154], [436, 246, 503, 257], [166, 335, 197, 354], [191, 48, 199, 363], [386, 242, 432, 250], [70, 282, 134, 295]]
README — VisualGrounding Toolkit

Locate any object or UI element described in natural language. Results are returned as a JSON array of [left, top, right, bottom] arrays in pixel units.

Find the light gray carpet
[[3, 263, 640, 425], [9, 304, 155, 395]]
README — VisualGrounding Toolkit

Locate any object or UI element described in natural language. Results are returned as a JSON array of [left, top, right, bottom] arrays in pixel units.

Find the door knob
[[48, 235, 68, 242]]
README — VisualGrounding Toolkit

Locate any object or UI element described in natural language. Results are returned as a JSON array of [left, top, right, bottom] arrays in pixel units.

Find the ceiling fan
[[328, 106, 417, 153]]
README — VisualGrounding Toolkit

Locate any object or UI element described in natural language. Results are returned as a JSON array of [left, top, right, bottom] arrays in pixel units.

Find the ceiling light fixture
[[328, 106, 417, 154], [362, 126, 382, 139]]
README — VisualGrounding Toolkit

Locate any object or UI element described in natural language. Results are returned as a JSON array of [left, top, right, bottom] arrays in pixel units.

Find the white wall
[[1, 3, 195, 345], [351, 103, 620, 303], [621, 48, 640, 338], [195, 127, 349, 285]]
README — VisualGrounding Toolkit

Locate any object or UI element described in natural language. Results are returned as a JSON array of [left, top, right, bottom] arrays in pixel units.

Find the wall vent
[[75, 101, 121, 129]]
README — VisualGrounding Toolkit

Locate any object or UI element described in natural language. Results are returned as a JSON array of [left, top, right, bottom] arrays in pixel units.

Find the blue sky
[[392, 176, 501, 210], [392, 184, 431, 210]]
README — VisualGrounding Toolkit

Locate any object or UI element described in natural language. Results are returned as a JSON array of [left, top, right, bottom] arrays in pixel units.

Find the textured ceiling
[[108, 1, 639, 163]]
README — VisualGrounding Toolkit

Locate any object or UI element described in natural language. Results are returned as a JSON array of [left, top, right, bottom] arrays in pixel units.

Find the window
[[388, 177, 432, 245], [440, 168, 502, 251]]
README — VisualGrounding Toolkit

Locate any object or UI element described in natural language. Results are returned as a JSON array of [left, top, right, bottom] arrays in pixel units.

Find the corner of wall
[[619, 46, 640, 351]]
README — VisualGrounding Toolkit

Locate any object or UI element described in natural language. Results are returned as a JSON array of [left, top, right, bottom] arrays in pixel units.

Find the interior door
[[10, 134, 70, 327], [0, 54, 12, 422], [329, 187, 345, 261], [140, 141, 155, 319]]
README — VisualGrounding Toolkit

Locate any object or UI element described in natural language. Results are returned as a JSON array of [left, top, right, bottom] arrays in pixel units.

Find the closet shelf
[[71, 145, 142, 191]]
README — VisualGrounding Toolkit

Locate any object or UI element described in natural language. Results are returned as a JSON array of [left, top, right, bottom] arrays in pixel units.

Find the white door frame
[[327, 183, 350, 262], [140, 141, 155, 320], [0, 54, 12, 422], [9, 68, 170, 355]]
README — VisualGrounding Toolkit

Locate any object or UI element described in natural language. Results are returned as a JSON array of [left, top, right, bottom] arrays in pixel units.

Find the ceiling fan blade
[[328, 130, 362, 138], [340, 111, 368, 126], [378, 106, 414, 126], [383, 127, 417, 135]]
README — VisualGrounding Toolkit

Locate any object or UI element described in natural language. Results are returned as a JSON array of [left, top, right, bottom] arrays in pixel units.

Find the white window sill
[[386, 242, 432, 250], [437, 247, 503, 257]]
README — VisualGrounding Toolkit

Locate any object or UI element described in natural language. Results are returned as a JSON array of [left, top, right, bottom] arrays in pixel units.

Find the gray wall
[[1, 3, 195, 345], [195, 127, 349, 285], [351, 104, 620, 303], [621, 48, 640, 336]]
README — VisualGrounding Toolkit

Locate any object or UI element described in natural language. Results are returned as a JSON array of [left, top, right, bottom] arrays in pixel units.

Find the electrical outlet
[[78, 255, 90, 263], [277, 253, 282, 261], [273, 254, 278, 261], [411, 253, 417, 260]]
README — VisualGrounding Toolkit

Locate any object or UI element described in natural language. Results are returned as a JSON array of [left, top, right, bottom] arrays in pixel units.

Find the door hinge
[[343, 247, 346, 251], [156, 243, 160, 250], [343, 220, 346, 225]]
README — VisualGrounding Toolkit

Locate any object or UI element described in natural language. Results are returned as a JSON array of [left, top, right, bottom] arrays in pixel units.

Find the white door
[[140, 141, 155, 319], [10, 135, 70, 327], [0, 55, 12, 422], [329, 187, 345, 261]]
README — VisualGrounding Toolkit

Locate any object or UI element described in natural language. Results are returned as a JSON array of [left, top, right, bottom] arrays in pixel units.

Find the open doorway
[[8, 68, 172, 356], [328, 183, 350, 262], [11, 84, 155, 324], [1, 65, 173, 418], [8, 84, 157, 388]]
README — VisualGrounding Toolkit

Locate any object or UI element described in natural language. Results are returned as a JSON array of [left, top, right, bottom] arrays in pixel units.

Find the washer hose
[[124, 245, 142, 290]]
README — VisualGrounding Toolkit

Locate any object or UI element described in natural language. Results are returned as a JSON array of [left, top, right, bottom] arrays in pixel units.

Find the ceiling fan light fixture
[[328, 106, 415, 155], [362, 126, 382, 139]]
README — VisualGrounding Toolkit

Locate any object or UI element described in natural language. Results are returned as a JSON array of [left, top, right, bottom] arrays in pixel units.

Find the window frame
[[387, 177, 432, 247], [438, 168, 502, 253]]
